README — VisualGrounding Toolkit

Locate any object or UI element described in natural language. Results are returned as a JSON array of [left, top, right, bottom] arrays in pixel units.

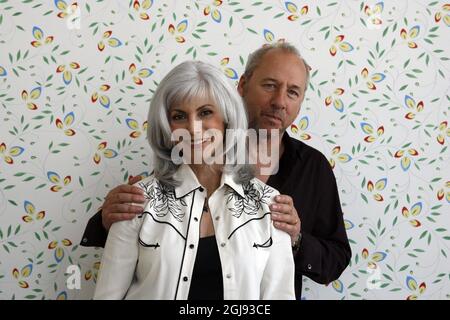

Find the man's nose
[[270, 88, 286, 110]]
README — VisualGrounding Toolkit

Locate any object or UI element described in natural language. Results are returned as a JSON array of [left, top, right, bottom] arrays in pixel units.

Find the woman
[[94, 60, 295, 299]]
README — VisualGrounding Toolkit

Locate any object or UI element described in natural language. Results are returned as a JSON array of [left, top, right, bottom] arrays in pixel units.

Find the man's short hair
[[243, 42, 311, 90]]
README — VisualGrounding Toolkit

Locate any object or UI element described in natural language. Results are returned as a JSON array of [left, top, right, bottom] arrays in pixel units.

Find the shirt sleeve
[[80, 210, 108, 248], [93, 216, 141, 299], [260, 191, 296, 300], [294, 154, 352, 284]]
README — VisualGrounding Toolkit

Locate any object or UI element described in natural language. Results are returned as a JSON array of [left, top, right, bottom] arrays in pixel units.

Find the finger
[[105, 203, 145, 215], [106, 192, 146, 205], [271, 212, 297, 224], [269, 203, 293, 215], [110, 212, 138, 223], [274, 194, 293, 206], [111, 184, 145, 196], [273, 221, 298, 238], [128, 175, 143, 185]]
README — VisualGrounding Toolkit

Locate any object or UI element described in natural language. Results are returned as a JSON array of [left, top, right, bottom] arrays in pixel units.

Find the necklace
[[203, 199, 209, 213]]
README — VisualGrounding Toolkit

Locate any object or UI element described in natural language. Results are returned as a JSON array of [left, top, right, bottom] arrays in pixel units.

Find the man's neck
[[254, 131, 285, 182]]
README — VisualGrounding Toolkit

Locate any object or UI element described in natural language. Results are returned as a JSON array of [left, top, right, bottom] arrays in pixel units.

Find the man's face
[[238, 49, 307, 132]]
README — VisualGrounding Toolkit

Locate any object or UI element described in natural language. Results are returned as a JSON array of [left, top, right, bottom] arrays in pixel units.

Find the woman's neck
[[189, 164, 222, 197]]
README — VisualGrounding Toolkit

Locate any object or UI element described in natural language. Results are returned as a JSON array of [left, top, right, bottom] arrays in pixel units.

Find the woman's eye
[[171, 114, 185, 121], [200, 110, 212, 117]]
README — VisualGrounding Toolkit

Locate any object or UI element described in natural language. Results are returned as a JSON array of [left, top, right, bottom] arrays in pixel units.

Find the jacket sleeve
[[80, 210, 108, 248], [260, 200, 296, 300], [294, 155, 352, 284], [93, 217, 141, 299]]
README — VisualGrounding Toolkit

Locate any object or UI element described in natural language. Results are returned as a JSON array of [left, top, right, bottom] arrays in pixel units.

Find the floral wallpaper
[[0, 0, 449, 300]]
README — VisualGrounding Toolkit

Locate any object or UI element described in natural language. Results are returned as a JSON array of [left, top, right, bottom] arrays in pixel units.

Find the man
[[81, 43, 351, 298]]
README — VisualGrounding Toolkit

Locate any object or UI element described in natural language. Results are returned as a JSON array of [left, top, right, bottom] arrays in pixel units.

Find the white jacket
[[94, 165, 295, 300]]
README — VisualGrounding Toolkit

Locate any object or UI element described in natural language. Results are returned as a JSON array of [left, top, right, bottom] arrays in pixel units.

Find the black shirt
[[81, 133, 351, 299], [266, 133, 351, 298], [188, 235, 223, 300]]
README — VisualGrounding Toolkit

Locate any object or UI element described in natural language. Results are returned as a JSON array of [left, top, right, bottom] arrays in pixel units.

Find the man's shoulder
[[285, 134, 328, 163]]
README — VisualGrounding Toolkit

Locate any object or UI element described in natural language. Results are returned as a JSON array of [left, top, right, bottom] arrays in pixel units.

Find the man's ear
[[237, 75, 246, 97]]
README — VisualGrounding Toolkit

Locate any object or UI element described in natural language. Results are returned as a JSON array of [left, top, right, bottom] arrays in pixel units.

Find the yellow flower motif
[[400, 25, 420, 48], [325, 88, 345, 112], [12, 264, 33, 289], [329, 35, 354, 56], [328, 146, 352, 169], [168, 20, 188, 43], [133, 0, 153, 20], [434, 4, 450, 26], [436, 121, 450, 145], [21, 87, 42, 110]]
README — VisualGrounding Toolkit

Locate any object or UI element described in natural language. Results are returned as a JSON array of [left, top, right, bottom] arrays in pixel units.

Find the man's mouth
[[262, 113, 282, 122]]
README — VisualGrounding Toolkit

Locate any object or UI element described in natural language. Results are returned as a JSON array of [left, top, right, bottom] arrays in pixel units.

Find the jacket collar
[[173, 164, 246, 199], [221, 170, 245, 198]]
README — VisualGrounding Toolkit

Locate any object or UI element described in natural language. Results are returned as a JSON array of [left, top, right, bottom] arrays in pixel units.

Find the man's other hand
[[101, 175, 146, 231], [270, 194, 301, 245]]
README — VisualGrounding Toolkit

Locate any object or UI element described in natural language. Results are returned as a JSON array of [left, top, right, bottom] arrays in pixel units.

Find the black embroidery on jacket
[[225, 181, 273, 218], [139, 239, 160, 249], [227, 212, 271, 240], [140, 211, 187, 241], [139, 179, 188, 222], [253, 237, 273, 249]]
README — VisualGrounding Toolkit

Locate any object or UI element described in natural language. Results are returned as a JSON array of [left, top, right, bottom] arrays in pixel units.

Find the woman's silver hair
[[243, 42, 311, 90], [147, 60, 254, 186]]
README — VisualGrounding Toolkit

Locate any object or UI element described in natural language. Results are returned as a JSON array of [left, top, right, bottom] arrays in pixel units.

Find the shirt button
[[199, 187, 204, 192], [82, 238, 87, 243], [220, 243, 226, 247], [194, 217, 198, 222], [183, 276, 188, 282], [215, 216, 220, 221], [307, 264, 312, 270], [226, 274, 232, 279], [189, 244, 194, 249]]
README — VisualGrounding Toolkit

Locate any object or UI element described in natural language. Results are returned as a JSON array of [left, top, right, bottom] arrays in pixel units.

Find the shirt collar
[[221, 171, 245, 198], [173, 164, 202, 199], [173, 164, 246, 199], [282, 132, 303, 161]]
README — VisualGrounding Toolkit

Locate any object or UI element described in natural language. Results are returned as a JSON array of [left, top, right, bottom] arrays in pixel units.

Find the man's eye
[[263, 83, 276, 89], [288, 90, 300, 98]]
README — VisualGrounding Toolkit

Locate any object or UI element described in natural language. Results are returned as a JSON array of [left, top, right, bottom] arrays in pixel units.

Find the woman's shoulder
[[248, 177, 280, 196], [133, 173, 161, 191]]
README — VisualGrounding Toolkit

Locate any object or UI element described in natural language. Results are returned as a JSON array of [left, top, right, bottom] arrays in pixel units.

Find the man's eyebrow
[[261, 78, 303, 90], [261, 77, 278, 82]]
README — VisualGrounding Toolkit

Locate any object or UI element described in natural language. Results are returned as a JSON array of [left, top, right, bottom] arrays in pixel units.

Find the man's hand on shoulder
[[101, 175, 146, 230], [270, 194, 301, 246]]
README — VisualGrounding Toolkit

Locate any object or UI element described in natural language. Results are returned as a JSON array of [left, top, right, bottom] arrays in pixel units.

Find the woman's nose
[[187, 118, 203, 137]]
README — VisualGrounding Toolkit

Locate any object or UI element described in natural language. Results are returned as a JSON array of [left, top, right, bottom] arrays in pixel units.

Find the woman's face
[[169, 95, 225, 164]]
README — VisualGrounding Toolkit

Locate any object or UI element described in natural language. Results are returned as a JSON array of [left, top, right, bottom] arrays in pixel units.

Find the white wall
[[0, 0, 449, 299]]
